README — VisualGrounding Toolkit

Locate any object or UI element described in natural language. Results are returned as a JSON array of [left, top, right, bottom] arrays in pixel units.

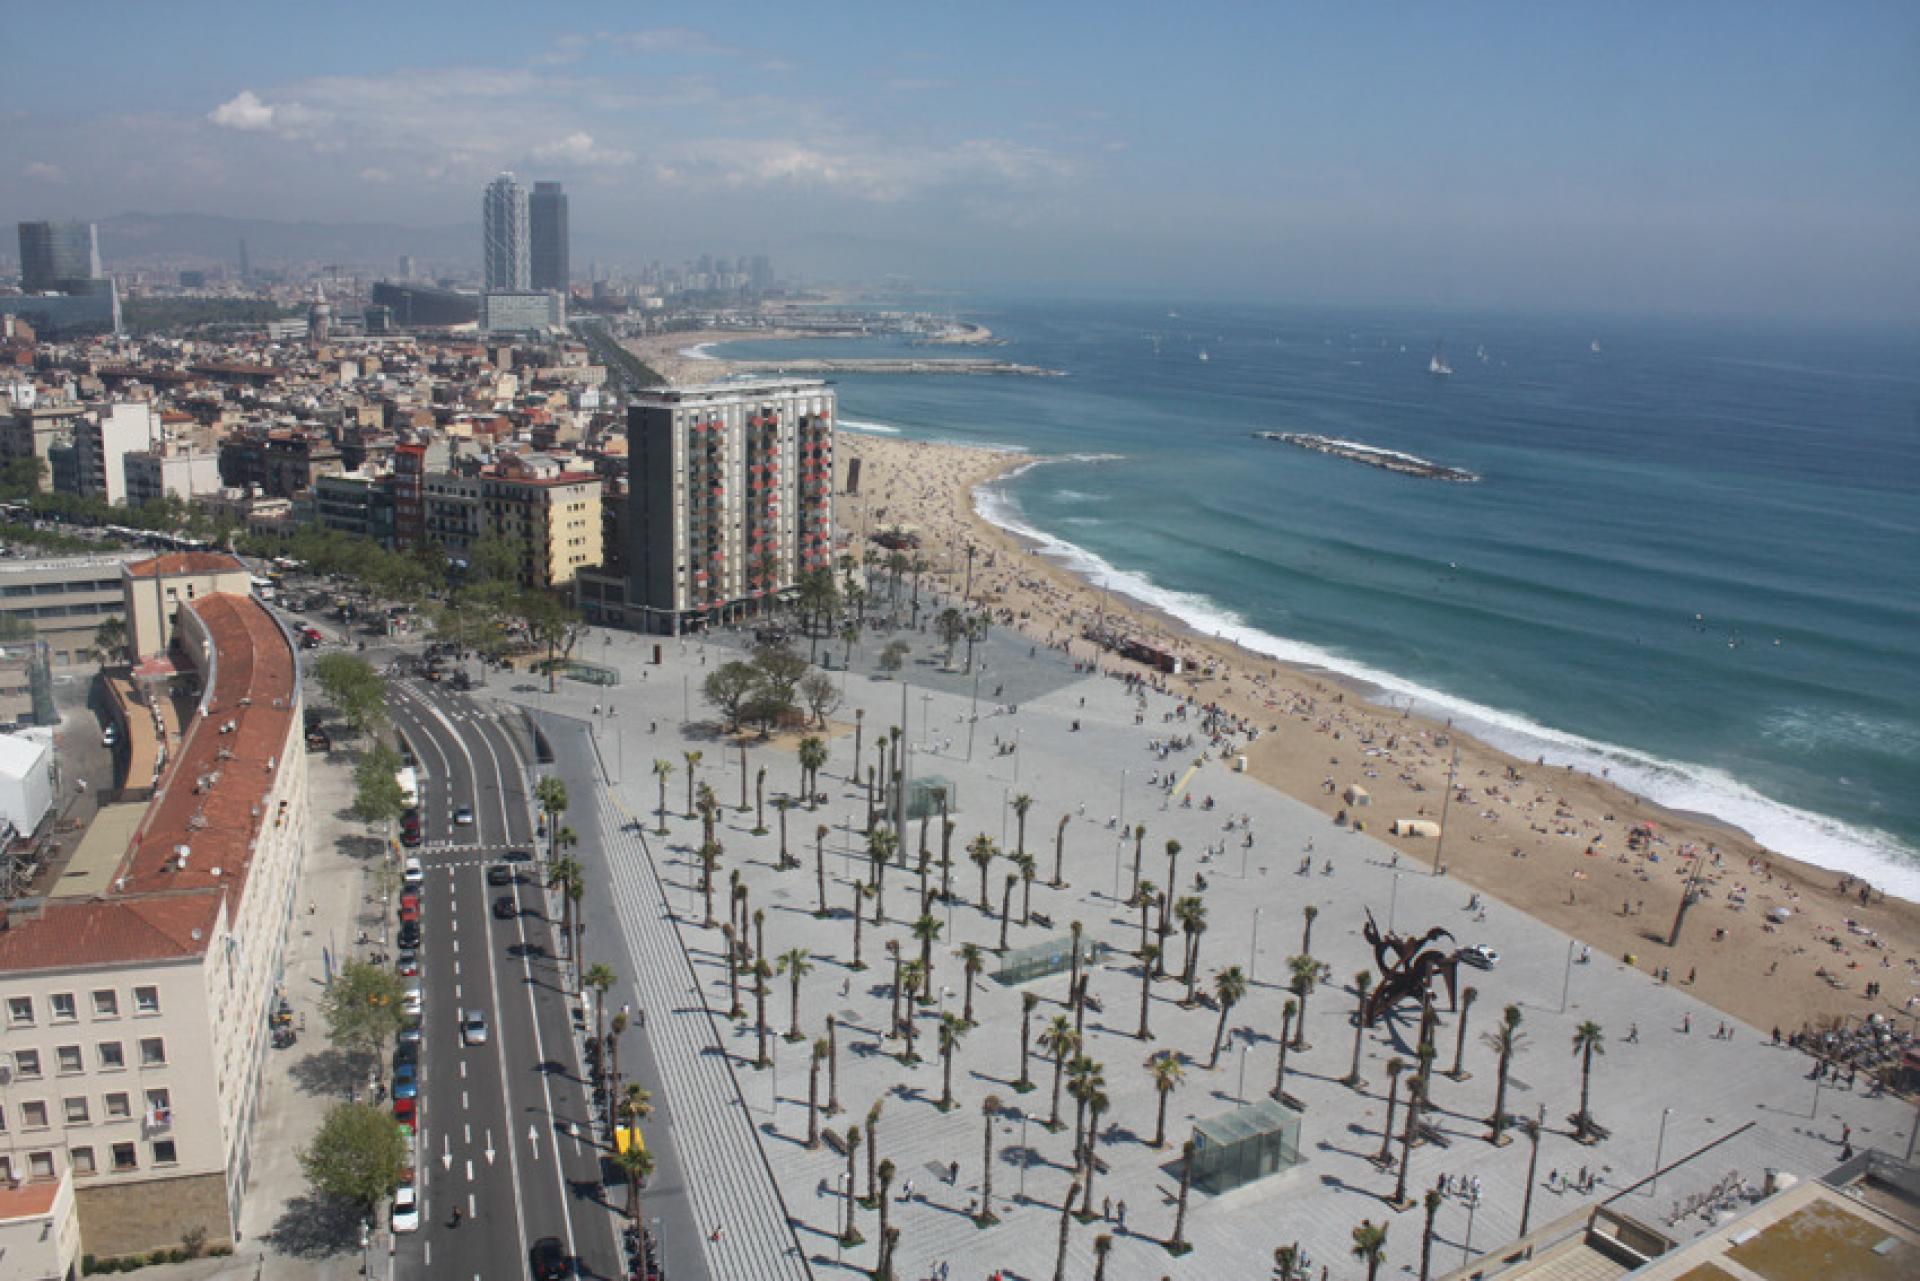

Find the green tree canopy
[[352, 742, 408, 825], [299, 1102, 409, 1215], [320, 960, 408, 1067]]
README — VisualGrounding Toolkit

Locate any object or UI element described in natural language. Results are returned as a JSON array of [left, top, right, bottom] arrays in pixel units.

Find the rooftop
[[124, 551, 247, 578], [629, 377, 831, 404]]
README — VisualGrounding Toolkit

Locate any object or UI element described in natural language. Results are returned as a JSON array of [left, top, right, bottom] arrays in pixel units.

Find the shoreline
[[837, 431, 1920, 1036], [624, 326, 1060, 385]]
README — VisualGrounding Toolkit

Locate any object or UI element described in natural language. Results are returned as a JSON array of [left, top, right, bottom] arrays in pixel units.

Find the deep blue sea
[[705, 300, 1920, 897]]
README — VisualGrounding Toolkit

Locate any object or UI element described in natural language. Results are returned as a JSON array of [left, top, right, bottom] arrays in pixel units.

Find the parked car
[[399, 900, 421, 926], [461, 1010, 489, 1047], [391, 1184, 420, 1233], [392, 1096, 416, 1128], [398, 921, 421, 949], [493, 895, 516, 921], [403, 857, 424, 887], [393, 1039, 418, 1068], [392, 1062, 418, 1100], [401, 826, 423, 848], [402, 987, 423, 1017], [1459, 944, 1501, 969], [396, 949, 420, 978]]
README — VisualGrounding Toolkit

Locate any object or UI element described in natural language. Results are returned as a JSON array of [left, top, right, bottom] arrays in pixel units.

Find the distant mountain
[[99, 211, 475, 271]]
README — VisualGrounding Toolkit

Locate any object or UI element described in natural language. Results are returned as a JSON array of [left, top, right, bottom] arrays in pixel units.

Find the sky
[[5, 1, 1917, 317]]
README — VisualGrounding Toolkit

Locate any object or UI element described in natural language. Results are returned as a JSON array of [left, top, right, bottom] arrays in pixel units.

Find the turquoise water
[[714, 300, 1920, 896]]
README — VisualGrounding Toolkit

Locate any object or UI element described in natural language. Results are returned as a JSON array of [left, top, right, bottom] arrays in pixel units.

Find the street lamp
[[1017, 1108, 1031, 1201], [1461, 1183, 1483, 1264], [1250, 907, 1263, 984], [1559, 938, 1576, 1014], [1388, 872, 1403, 934], [1237, 1041, 1250, 1102], [838, 1172, 851, 1257], [1650, 1108, 1673, 1196]]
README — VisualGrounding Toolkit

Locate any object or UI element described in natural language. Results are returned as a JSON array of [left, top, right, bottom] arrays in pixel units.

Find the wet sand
[[839, 431, 1920, 1037]]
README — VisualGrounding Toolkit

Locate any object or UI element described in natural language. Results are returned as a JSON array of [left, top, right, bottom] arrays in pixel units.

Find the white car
[[453, 806, 474, 827], [1460, 944, 1501, 969], [402, 986, 423, 1017], [402, 857, 425, 888], [391, 1184, 420, 1233], [461, 1009, 489, 1046]]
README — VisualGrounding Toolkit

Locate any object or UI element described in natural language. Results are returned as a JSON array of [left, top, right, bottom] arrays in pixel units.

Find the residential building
[[312, 471, 395, 547], [120, 553, 253, 662], [0, 559, 305, 1262], [422, 472, 482, 567], [122, 437, 223, 507], [482, 173, 530, 292], [625, 379, 835, 633], [530, 181, 570, 292], [17, 222, 102, 294], [389, 439, 448, 550], [67, 403, 162, 506], [477, 455, 602, 589], [481, 290, 565, 335], [218, 432, 342, 500], [1, 397, 86, 491], [0, 555, 138, 668]]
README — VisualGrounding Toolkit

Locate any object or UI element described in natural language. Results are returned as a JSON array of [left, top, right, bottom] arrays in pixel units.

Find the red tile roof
[[0, 895, 222, 972], [124, 552, 246, 578], [0, 1176, 63, 1221]]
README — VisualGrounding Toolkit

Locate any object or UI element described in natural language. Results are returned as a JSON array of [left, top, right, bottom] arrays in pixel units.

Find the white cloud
[[359, 167, 392, 183], [656, 136, 1073, 204], [607, 27, 736, 56], [22, 160, 66, 183], [532, 131, 632, 169], [207, 90, 329, 138]]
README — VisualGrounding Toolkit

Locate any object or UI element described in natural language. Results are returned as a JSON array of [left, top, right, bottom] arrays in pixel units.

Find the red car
[[393, 1096, 415, 1127], [398, 900, 420, 925]]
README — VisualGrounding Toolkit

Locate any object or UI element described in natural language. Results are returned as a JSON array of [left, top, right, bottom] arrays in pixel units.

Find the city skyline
[[2, 2, 1917, 318]]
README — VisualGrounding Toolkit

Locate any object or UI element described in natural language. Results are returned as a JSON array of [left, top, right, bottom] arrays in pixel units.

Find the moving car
[[453, 806, 474, 827], [460, 1009, 489, 1046], [529, 1237, 569, 1281], [391, 1184, 420, 1233], [493, 895, 516, 921], [1459, 944, 1501, 969], [487, 863, 514, 887]]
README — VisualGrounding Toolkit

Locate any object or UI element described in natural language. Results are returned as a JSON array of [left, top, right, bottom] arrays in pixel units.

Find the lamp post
[[1559, 939, 1576, 1014], [1118, 768, 1130, 829], [1237, 1041, 1250, 1103], [1018, 1108, 1031, 1201], [1650, 1108, 1673, 1196], [1250, 907, 1263, 984], [838, 1172, 851, 1258], [1388, 872, 1403, 934], [1461, 1183, 1482, 1265]]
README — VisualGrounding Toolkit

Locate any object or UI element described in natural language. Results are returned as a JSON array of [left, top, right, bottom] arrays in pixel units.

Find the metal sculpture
[[1360, 909, 1461, 1026]]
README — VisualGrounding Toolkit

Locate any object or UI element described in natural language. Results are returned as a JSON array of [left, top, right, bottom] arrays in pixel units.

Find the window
[[72, 1146, 96, 1176], [103, 1093, 130, 1119], [30, 1151, 55, 1180], [92, 990, 118, 1018], [151, 1139, 178, 1165], [139, 1038, 165, 1067], [56, 1045, 83, 1075], [0, 1102, 7, 1131], [50, 993, 76, 1022], [97, 1042, 124, 1071], [144, 1089, 170, 1124], [22, 1100, 48, 1129], [63, 1097, 89, 1125], [13, 1049, 39, 1079], [134, 987, 159, 1015], [7, 996, 32, 1025], [110, 1142, 137, 1172]]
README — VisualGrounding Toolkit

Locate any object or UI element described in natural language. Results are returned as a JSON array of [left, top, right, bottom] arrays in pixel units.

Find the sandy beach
[[837, 431, 1920, 1038]]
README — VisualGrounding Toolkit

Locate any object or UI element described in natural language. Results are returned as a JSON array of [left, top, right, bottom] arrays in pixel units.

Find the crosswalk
[[587, 778, 814, 1280]]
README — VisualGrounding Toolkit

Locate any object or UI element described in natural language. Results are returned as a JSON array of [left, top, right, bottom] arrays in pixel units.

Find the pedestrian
[[708, 1224, 724, 1243], [1102, 1195, 1111, 1221], [1626, 1023, 1638, 1043], [902, 1178, 915, 1201], [949, 1159, 959, 1185], [1682, 1013, 1691, 1034], [1117, 1200, 1127, 1229]]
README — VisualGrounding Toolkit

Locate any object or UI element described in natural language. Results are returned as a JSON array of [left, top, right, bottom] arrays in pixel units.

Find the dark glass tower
[[530, 182, 570, 292]]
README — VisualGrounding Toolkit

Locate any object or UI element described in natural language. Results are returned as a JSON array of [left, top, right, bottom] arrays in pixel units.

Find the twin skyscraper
[[482, 173, 568, 292]]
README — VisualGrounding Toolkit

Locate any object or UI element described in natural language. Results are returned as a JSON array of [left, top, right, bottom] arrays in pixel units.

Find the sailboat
[[1428, 340, 1453, 377], [1590, 339, 1603, 354], [1198, 349, 1211, 363]]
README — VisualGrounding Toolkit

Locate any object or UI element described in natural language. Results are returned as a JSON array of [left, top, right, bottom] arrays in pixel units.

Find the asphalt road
[[386, 678, 624, 1280]]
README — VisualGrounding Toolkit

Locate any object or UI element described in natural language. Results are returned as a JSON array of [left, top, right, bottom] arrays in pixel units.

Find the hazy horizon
[[6, 2, 1917, 319]]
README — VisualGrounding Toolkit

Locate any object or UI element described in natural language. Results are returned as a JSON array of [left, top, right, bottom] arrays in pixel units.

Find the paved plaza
[[514, 622, 1917, 1281]]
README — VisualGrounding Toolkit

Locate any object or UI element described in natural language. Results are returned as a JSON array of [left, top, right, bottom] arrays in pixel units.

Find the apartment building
[[423, 472, 482, 567], [65, 403, 161, 507], [478, 455, 602, 590], [626, 379, 835, 633], [0, 560, 305, 1264]]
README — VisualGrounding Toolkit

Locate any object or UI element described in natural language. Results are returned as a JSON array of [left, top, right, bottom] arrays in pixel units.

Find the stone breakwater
[[732, 357, 1063, 377], [1254, 431, 1481, 482]]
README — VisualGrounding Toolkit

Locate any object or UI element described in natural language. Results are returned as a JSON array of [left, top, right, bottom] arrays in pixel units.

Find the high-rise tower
[[482, 174, 530, 291], [530, 181, 570, 292], [18, 221, 103, 293]]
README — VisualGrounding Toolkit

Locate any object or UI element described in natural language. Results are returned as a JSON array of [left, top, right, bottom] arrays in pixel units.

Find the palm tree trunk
[[827, 1016, 842, 1114], [1209, 1001, 1233, 1068], [1053, 1181, 1080, 1281], [1273, 1007, 1294, 1099], [1053, 816, 1069, 887]]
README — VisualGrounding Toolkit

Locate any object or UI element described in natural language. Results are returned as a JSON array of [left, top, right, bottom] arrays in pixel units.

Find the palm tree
[[998, 873, 1019, 951], [1449, 986, 1479, 1079], [584, 963, 617, 1075], [1272, 999, 1297, 1101], [1421, 1185, 1442, 1281], [1129, 824, 1148, 904], [619, 1081, 654, 1131], [752, 958, 773, 1067], [1274, 1243, 1306, 1281], [814, 824, 831, 917], [651, 758, 674, 834], [606, 1011, 628, 1114], [1147, 1050, 1184, 1148], [1161, 840, 1182, 929], [850, 881, 871, 970], [754, 764, 767, 832], [696, 783, 719, 848], [1170, 1140, 1194, 1252], [1571, 1020, 1606, 1142], [826, 1014, 844, 1114], [807, 1037, 827, 1148], [968, 833, 997, 910], [1135, 880, 1158, 958], [1054, 1179, 1082, 1281], [1079, 1089, 1110, 1216], [978, 1093, 1003, 1224], [1352, 1219, 1389, 1281], [773, 794, 793, 867], [865, 1098, 885, 1203], [798, 735, 828, 806], [1052, 814, 1071, 888], [1301, 903, 1319, 956], [777, 947, 813, 1040], [1393, 1077, 1423, 1206], [1485, 1003, 1527, 1143], [535, 776, 569, 867], [1345, 970, 1373, 1088], [1287, 953, 1319, 1050], [1207, 965, 1248, 1068], [1011, 793, 1034, 860], [1377, 1059, 1405, 1164], [721, 924, 743, 1018], [1137, 945, 1159, 1039], [1067, 1054, 1106, 1159], [874, 1158, 897, 1278], [910, 911, 943, 1006], [960, 943, 985, 1024], [1015, 851, 1038, 925], [938, 1012, 967, 1110], [1175, 896, 1208, 1000], [867, 826, 897, 923], [614, 1144, 655, 1221], [682, 749, 702, 816], [548, 856, 583, 968], [841, 1125, 864, 1245], [852, 707, 865, 769], [1040, 1015, 1078, 1129]]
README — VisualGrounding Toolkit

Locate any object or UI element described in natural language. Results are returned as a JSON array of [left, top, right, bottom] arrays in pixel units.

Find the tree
[[1016, 991, 1040, 1091], [682, 749, 703, 816], [1481, 1004, 1527, 1143], [1041, 1015, 1079, 1129], [936, 607, 967, 667], [797, 735, 829, 808], [703, 660, 761, 732], [1571, 1020, 1606, 1141], [92, 615, 128, 664], [778, 947, 813, 1040], [1170, 1140, 1194, 1252], [1054, 1180, 1082, 1281], [534, 775, 570, 866], [1053, 815, 1071, 888], [351, 742, 407, 826], [875, 1158, 898, 1279], [799, 672, 840, 729], [320, 961, 407, 1075], [911, 911, 942, 1004], [842, 1125, 865, 1245], [978, 1093, 1003, 1223], [614, 1144, 656, 1221], [968, 833, 997, 910], [1421, 1185, 1442, 1281], [1345, 971, 1373, 1088], [1377, 1059, 1405, 1165], [1301, 904, 1319, 956], [937, 1012, 967, 1110], [300, 1102, 408, 1218], [808, 1038, 827, 1148], [753, 958, 773, 1067], [878, 639, 910, 674], [1138, 945, 1160, 1039], [1287, 953, 1319, 1050], [314, 653, 387, 740], [1450, 986, 1479, 1079], [1175, 896, 1209, 999], [1011, 793, 1034, 860], [1208, 965, 1247, 1068], [584, 963, 617, 1073], [1148, 1050, 1184, 1148], [750, 641, 810, 725], [960, 943, 985, 1025], [631, 755, 667, 834], [1129, 824, 1147, 904], [1352, 1219, 1390, 1281]]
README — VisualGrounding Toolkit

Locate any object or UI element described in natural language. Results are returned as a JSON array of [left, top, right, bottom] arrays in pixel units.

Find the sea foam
[[974, 465, 1920, 901]]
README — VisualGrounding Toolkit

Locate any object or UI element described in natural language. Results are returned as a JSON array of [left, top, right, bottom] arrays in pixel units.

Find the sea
[[707, 300, 1920, 899]]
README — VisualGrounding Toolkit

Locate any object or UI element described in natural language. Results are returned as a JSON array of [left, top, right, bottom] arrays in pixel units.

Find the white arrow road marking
[[484, 1130, 496, 1166], [528, 1124, 541, 1161], [440, 1135, 452, 1171]]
